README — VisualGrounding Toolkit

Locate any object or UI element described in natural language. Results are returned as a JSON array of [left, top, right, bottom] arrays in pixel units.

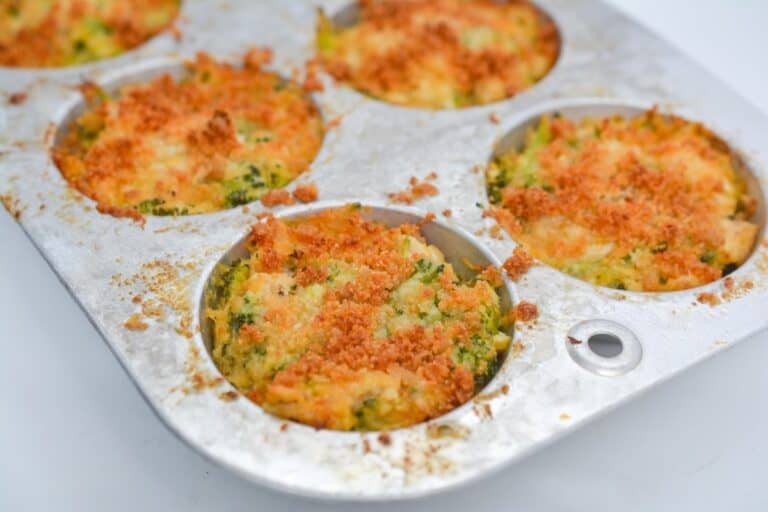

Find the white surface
[[1, 1, 767, 510]]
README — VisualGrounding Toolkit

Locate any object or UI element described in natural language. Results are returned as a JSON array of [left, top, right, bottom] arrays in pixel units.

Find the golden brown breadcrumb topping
[[487, 109, 759, 291], [54, 50, 325, 217], [0, 0, 179, 67], [205, 206, 511, 430], [316, 0, 559, 108]]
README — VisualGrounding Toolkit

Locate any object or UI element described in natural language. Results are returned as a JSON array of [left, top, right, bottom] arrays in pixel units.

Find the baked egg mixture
[[205, 206, 512, 431], [316, 0, 559, 109], [54, 50, 325, 218], [0, 0, 179, 67], [486, 110, 759, 292]]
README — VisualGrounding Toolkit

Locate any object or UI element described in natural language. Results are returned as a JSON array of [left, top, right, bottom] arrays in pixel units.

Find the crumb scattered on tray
[[502, 247, 533, 281], [388, 173, 439, 204]]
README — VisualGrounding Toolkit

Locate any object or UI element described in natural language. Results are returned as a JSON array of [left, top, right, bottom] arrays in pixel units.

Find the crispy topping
[[487, 110, 759, 291], [292, 183, 319, 204], [205, 206, 511, 430], [317, 0, 559, 108], [502, 247, 534, 281], [388, 174, 440, 204], [54, 50, 324, 217], [0, 0, 179, 67], [513, 301, 538, 322], [261, 189, 295, 207]]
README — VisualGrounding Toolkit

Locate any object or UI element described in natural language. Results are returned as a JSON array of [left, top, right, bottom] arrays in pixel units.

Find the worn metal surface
[[0, 0, 767, 501]]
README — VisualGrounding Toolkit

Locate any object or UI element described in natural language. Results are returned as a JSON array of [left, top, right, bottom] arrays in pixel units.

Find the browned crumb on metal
[[388, 174, 439, 204], [502, 246, 534, 280], [513, 301, 538, 322], [124, 314, 149, 331], [719, 277, 755, 302], [362, 439, 371, 454], [442, 209, 452, 217], [175, 313, 193, 338], [113, 259, 196, 340], [489, 112, 500, 124], [132, 295, 142, 304], [169, 22, 183, 41], [423, 212, 436, 223], [474, 382, 510, 403], [326, 115, 342, 129], [559, 413, 571, 420], [141, 299, 165, 319], [292, 183, 319, 203], [473, 403, 493, 420], [567, 336, 582, 345], [378, 432, 392, 446], [489, 224, 504, 240], [0, 193, 23, 220], [189, 371, 224, 392], [218, 390, 239, 402], [279, 423, 289, 432], [426, 423, 469, 439], [697, 292, 720, 306], [261, 188, 296, 207], [8, 92, 27, 105]]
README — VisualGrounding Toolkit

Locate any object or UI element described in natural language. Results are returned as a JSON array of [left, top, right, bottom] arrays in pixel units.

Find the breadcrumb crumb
[[502, 247, 534, 281]]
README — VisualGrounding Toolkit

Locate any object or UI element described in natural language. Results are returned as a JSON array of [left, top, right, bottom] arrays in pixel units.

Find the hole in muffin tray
[[587, 333, 623, 358], [566, 319, 642, 377]]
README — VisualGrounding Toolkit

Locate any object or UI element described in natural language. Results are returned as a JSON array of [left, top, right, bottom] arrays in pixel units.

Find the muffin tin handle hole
[[566, 320, 642, 376]]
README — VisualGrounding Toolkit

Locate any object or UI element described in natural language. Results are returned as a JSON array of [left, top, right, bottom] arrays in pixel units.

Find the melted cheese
[[205, 206, 511, 431], [486, 110, 759, 292], [317, 0, 559, 109]]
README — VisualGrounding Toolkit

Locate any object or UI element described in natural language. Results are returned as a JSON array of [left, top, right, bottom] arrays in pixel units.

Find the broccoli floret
[[135, 198, 189, 216], [228, 311, 254, 336], [207, 260, 250, 308], [413, 259, 445, 283]]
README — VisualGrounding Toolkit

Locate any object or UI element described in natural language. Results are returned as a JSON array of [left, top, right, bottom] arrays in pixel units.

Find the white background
[[2, 1, 767, 510]]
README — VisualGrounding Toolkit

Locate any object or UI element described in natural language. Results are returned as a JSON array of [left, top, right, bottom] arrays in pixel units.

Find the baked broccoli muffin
[[205, 206, 512, 430], [54, 49, 324, 218], [486, 110, 759, 291], [0, 0, 179, 67], [316, 0, 559, 109]]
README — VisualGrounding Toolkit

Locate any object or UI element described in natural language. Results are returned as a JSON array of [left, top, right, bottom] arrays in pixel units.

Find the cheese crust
[[205, 206, 511, 431], [486, 110, 759, 292], [0, 0, 179, 67], [316, 0, 559, 109], [54, 50, 325, 217]]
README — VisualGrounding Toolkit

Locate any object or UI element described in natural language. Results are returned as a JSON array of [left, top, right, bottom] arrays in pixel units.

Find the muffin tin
[[1, 0, 767, 501]]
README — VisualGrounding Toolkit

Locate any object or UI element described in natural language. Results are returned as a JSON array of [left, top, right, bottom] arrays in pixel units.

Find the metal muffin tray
[[1, 0, 767, 501]]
